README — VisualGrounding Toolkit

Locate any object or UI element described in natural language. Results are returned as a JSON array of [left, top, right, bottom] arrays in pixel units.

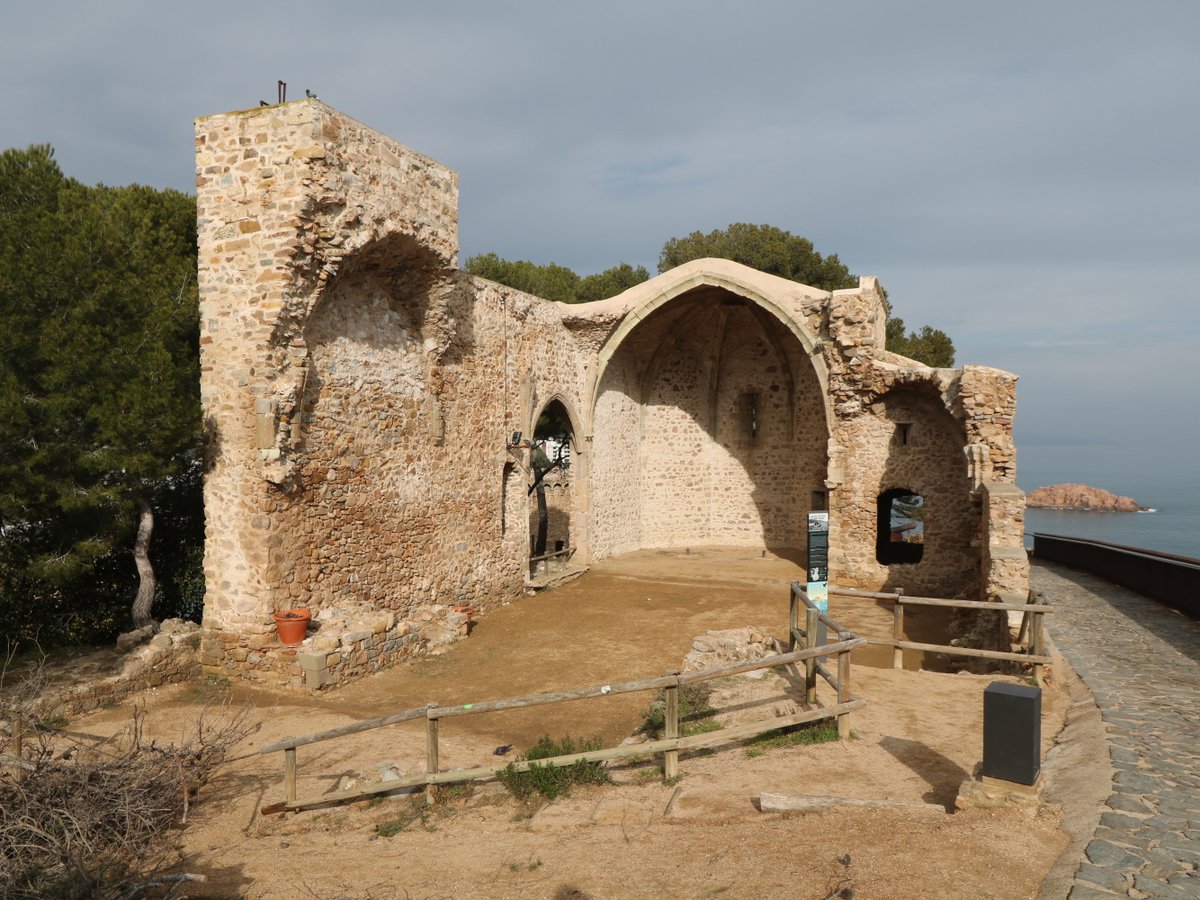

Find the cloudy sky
[[4, 1, 1197, 494]]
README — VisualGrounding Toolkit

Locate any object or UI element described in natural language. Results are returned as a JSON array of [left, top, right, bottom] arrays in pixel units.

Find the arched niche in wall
[[275, 233, 448, 613], [589, 282, 829, 558]]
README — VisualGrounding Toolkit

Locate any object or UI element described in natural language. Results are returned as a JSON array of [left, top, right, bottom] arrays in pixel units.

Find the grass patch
[[430, 782, 474, 806], [375, 818, 408, 838], [509, 857, 543, 872], [643, 682, 722, 739], [496, 735, 611, 800], [747, 718, 838, 753], [373, 797, 436, 836]]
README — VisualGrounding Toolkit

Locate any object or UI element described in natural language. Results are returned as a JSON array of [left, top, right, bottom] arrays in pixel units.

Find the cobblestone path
[[1032, 561, 1200, 899]]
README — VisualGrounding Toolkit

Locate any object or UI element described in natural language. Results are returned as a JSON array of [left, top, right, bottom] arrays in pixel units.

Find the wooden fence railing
[[259, 628, 866, 815], [811, 584, 1051, 684], [786, 584, 859, 739], [529, 545, 574, 576]]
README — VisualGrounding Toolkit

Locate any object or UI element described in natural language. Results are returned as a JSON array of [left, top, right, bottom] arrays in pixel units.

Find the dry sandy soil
[[65, 549, 1071, 899]]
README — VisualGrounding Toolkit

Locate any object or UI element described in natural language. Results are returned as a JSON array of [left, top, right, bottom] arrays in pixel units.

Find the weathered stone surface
[[116, 623, 158, 653], [1084, 840, 1144, 870], [1035, 562, 1200, 895]]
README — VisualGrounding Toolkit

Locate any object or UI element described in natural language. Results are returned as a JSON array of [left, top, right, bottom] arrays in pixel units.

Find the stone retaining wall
[[199, 603, 471, 688], [38, 620, 202, 719]]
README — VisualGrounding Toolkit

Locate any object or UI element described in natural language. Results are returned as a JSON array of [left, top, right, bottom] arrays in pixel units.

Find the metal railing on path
[[1032, 533, 1200, 618]]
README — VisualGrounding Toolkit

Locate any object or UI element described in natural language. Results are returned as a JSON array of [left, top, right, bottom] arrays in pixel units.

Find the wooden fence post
[[663, 671, 679, 780], [892, 589, 905, 670], [284, 747, 297, 805], [804, 607, 819, 704], [426, 702, 439, 805], [1031, 613, 1045, 687], [788, 587, 799, 653], [837, 636, 852, 739]]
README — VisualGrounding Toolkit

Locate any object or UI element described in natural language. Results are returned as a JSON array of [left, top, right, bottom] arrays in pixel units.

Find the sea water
[[1019, 478, 1200, 560]]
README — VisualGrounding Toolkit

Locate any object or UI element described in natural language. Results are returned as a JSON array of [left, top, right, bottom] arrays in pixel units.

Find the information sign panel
[[807, 511, 829, 612]]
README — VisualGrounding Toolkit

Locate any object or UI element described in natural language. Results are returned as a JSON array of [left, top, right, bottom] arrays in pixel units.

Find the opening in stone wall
[[876, 488, 925, 565], [529, 400, 575, 563], [741, 391, 760, 441]]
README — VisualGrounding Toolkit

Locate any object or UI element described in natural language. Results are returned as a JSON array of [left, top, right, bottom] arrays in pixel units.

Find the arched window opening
[[876, 489, 925, 564]]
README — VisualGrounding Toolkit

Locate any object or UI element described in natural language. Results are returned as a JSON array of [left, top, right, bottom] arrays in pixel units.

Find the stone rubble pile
[[683, 626, 784, 674]]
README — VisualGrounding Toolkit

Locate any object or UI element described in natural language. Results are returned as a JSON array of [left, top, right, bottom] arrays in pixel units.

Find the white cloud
[[3, 0, 1198, 484]]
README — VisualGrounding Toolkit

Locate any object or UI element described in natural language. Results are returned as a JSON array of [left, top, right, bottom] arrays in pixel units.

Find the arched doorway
[[529, 398, 577, 565]]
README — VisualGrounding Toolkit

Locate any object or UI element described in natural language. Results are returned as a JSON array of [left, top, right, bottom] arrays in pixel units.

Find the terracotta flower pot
[[273, 609, 311, 646]]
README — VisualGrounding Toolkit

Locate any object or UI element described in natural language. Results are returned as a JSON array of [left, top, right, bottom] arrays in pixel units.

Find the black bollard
[[982, 682, 1041, 785]]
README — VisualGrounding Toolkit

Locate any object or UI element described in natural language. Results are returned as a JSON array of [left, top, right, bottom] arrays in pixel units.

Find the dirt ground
[[65, 548, 1070, 899]]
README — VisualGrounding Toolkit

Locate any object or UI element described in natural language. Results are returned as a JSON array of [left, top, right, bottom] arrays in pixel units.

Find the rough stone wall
[[196, 101, 594, 684], [196, 100, 459, 638], [830, 386, 978, 598], [196, 99, 1026, 687], [980, 481, 1030, 603]]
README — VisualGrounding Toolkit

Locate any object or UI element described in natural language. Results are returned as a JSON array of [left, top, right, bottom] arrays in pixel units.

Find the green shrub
[[497, 735, 611, 800], [749, 718, 839, 751]]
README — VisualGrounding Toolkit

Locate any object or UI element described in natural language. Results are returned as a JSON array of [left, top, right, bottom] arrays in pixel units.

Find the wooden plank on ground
[[677, 639, 866, 685], [759, 792, 946, 813], [433, 674, 678, 719], [676, 699, 866, 750]]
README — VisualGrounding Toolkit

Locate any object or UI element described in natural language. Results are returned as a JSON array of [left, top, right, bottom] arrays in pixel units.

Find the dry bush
[[0, 645, 256, 899]]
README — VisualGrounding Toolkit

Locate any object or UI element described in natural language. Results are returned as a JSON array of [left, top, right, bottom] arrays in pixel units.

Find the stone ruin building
[[194, 99, 1028, 688]]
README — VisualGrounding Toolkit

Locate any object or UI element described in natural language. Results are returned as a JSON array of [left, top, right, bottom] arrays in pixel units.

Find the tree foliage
[[469, 223, 954, 366], [0, 145, 203, 644], [885, 317, 956, 368], [658, 223, 858, 292], [658, 223, 955, 366], [465, 252, 650, 303]]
